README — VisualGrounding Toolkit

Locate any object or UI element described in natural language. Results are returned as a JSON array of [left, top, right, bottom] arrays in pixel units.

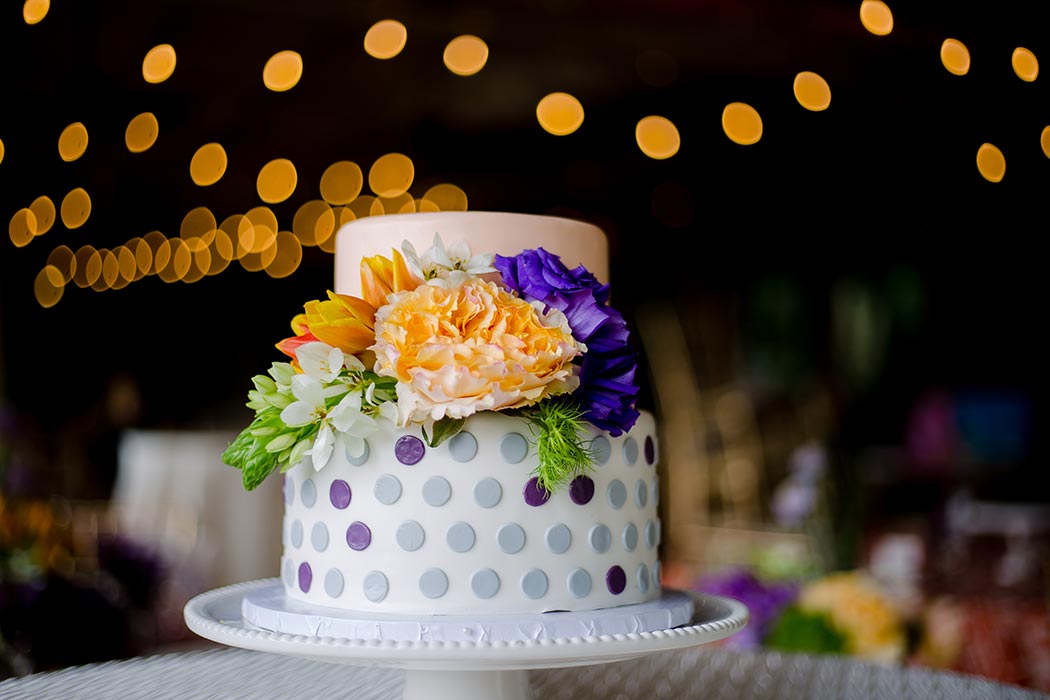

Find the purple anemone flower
[[494, 248, 640, 436], [694, 568, 799, 649]]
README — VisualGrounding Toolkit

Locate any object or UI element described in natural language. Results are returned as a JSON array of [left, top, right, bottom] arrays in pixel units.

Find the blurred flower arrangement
[[223, 234, 640, 493], [696, 567, 908, 665]]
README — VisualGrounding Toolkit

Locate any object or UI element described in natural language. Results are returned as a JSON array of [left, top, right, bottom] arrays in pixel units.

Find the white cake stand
[[184, 578, 749, 700]]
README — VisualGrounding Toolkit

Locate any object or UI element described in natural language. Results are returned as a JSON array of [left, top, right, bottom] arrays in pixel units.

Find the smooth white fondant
[[333, 211, 610, 299], [281, 411, 661, 614], [242, 580, 694, 643]]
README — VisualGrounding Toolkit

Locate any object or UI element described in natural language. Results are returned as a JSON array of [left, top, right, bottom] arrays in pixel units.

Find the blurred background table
[[1, 645, 1045, 700]]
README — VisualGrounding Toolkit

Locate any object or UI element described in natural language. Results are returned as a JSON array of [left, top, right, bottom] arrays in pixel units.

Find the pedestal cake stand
[[184, 578, 749, 700]]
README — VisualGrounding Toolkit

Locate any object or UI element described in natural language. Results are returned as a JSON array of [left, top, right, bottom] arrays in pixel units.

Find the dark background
[[1, 0, 1047, 548]]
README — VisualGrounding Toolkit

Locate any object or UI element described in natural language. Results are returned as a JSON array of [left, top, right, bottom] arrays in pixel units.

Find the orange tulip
[[301, 291, 377, 354], [360, 249, 424, 309]]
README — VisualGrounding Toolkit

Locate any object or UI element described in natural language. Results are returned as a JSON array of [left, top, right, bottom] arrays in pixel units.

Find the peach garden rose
[[371, 278, 584, 424]]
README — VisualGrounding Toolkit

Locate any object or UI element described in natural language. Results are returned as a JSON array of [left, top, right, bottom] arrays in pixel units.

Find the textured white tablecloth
[[2, 646, 1046, 700]]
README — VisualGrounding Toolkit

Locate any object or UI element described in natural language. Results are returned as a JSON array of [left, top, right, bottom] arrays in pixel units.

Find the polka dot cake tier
[[223, 211, 670, 617], [280, 410, 661, 614]]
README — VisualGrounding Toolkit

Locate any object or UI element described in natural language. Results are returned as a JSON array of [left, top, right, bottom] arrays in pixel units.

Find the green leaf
[[518, 398, 595, 493], [764, 605, 847, 654], [422, 417, 466, 447]]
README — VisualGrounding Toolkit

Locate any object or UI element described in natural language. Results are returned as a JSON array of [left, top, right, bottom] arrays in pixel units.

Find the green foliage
[[422, 417, 465, 448], [764, 605, 847, 655], [222, 406, 318, 491], [518, 397, 595, 493]]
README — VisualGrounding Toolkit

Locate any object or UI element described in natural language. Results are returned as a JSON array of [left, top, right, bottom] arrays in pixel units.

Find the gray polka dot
[[396, 520, 425, 551], [284, 478, 294, 505], [634, 479, 648, 508], [521, 569, 548, 599], [545, 523, 572, 554], [652, 562, 662, 588], [623, 523, 638, 552], [282, 557, 294, 587], [636, 564, 650, 594], [590, 435, 611, 465], [311, 522, 329, 552], [364, 570, 388, 602], [500, 432, 529, 464], [347, 439, 370, 466], [420, 568, 449, 599], [567, 568, 591, 598], [473, 478, 502, 508], [470, 569, 500, 599], [300, 479, 317, 507], [374, 474, 402, 505], [422, 476, 451, 506], [446, 522, 476, 553], [607, 479, 627, 509], [448, 431, 478, 462], [290, 519, 303, 549], [497, 523, 526, 554], [645, 520, 657, 549], [325, 568, 344, 598], [651, 477, 659, 506], [588, 524, 611, 553], [622, 438, 639, 466]]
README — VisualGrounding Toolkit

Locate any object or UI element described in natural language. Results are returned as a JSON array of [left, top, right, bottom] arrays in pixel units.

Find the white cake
[[228, 211, 665, 617]]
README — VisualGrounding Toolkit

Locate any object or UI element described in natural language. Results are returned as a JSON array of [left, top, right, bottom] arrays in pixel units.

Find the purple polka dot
[[395, 435, 425, 465], [298, 562, 313, 593], [569, 475, 595, 505], [346, 521, 372, 551], [606, 565, 626, 595], [523, 477, 550, 507], [644, 436, 655, 465], [329, 480, 351, 509]]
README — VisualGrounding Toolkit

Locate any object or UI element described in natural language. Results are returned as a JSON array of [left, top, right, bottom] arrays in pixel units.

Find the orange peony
[[371, 278, 584, 424]]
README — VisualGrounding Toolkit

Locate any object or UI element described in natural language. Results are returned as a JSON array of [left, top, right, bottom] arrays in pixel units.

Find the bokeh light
[[60, 187, 92, 229], [58, 122, 89, 162], [443, 35, 488, 76], [415, 198, 440, 213], [190, 143, 228, 186], [636, 116, 681, 159], [422, 183, 468, 211], [364, 20, 407, 59], [72, 245, 102, 288], [34, 265, 64, 308], [536, 93, 585, 136], [368, 153, 414, 198], [722, 102, 763, 145], [257, 158, 298, 203], [794, 71, 831, 111], [976, 143, 1006, 182], [263, 50, 304, 92], [46, 245, 76, 284], [182, 241, 209, 284], [129, 237, 151, 278], [941, 39, 971, 76], [1041, 126, 1050, 158], [99, 249, 119, 289], [143, 44, 177, 84], [158, 238, 192, 283], [116, 245, 137, 284], [378, 193, 413, 215], [29, 195, 56, 236], [292, 200, 336, 247], [1012, 47, 1039, 82], [152, 238, 172, 277], [142, 231, 166, 274], [9, 208, 37, 248], [0, 137, 5, 165], [859, 0, 893, 36], [23, 0, 49, 25], [126, 112, 159, 153], [264, 231, 303, 279], [206, 229, 234, 275], [180, 206, 217, 245], [319, 161, 364, 205]]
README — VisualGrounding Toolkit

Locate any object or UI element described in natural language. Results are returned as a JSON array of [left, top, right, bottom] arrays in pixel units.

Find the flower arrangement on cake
[[223, 234, 640, 494]]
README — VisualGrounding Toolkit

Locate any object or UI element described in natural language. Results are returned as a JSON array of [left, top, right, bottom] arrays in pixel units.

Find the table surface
[[2, 645, 1047, 700]]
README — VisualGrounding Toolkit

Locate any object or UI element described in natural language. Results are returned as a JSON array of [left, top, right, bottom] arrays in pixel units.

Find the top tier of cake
[[334, 211, 609, 297]]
